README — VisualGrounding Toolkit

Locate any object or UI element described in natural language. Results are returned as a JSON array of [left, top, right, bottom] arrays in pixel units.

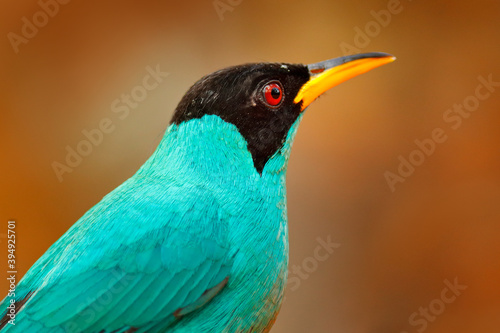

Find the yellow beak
[[294, 52, 396, 110]]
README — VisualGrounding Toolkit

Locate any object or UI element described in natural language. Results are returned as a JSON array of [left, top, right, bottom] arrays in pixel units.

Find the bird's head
[[166, 53, 395, 175]]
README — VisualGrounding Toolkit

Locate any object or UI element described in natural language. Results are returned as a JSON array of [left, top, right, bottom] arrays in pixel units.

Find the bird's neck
[[136, 114, 304, 186]]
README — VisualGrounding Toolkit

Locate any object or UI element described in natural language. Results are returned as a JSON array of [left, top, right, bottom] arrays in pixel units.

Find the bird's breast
[[222, 183, 289, 332]]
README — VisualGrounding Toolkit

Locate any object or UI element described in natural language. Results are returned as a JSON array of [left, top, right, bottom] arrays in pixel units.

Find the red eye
[[262, 82, 283, 107]]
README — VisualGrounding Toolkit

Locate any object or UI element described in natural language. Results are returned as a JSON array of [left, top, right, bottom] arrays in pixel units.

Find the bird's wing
[[0, 177, 233, 332]]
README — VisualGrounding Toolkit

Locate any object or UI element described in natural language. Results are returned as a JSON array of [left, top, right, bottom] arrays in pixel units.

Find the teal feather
[[0, 113, 303, 332]]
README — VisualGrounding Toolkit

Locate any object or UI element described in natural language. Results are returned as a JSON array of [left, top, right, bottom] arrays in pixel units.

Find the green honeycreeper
[[0, 52, 395, 332]]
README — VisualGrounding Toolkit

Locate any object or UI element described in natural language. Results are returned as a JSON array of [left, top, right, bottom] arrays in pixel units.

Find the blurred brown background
[[1, 0, 500, 332]]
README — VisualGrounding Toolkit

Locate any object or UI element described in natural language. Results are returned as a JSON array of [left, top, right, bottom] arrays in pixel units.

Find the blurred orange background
[[1, 0, 500, 332]]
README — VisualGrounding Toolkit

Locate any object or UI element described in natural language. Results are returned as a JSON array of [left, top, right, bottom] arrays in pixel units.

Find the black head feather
[[171, 63, 310, 173]]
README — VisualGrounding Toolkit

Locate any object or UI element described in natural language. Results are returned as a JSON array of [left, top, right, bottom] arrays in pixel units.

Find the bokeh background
[[1, 0, 500, 332]]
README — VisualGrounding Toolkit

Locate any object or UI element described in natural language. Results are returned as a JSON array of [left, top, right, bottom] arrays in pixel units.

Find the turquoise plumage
[[0, 53, 394, 332]]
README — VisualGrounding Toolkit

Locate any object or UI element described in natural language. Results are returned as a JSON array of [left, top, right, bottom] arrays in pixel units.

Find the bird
[[0, 52, 394, 332]]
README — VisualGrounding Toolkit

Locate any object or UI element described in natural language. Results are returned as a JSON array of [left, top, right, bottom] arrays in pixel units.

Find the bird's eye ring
[[261, 81, 283, 108]]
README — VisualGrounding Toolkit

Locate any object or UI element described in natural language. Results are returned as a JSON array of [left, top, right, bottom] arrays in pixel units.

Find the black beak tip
[[308, 52, 396, 74]]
